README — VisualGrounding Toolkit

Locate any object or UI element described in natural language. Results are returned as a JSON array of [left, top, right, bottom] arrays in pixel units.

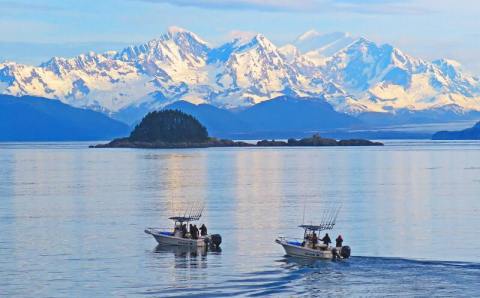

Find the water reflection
[[153, 245, 209, 268], [233, 150, 284, 262]]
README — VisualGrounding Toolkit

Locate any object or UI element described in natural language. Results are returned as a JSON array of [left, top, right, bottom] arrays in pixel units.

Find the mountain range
[[1, 26, 479, 127]]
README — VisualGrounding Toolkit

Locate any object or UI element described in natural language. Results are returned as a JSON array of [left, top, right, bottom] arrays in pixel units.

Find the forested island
[[91, 110, 383, 148]]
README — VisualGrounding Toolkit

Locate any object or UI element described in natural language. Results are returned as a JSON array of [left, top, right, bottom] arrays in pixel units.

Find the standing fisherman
[[200, 224, 208, 236], [192, 225, 199, 239], [311, 232, 318, 249], [336, 235, 343, 247], [321, 233, 332, 246]]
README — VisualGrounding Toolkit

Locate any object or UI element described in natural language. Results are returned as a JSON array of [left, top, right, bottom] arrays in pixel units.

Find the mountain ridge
[[432, 121, 480, 140], [0, 94, 129, 141]]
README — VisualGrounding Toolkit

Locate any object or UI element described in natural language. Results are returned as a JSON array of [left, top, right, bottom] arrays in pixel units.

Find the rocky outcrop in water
[[257, 134, 383, 147]]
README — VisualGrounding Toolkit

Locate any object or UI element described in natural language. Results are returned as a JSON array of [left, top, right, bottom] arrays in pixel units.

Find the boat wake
[[134, 255, 480, 297]]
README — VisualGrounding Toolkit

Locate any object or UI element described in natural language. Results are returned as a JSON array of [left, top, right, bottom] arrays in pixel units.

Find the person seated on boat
[[336, 235, 343, 247], [321, 233, 332, 246], [311, 232, 318, 249], [200, 224, 207, 236], [174, 224, 182, 237]]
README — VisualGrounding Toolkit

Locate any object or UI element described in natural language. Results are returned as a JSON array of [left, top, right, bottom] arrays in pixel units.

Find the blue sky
[[1, 0, 479, 74]]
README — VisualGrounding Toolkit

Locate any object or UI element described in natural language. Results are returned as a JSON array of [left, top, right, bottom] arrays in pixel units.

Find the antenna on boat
[[302, 203, 306, 225], [168, 201, 204, 223], [299, 202, 342, 231], [302, 196, 307, 225], [323, 203, 341, 230]]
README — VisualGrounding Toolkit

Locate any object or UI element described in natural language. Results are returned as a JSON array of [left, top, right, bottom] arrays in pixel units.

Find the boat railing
[[277, 236, 305, 242], [145, 227, 172, 231]]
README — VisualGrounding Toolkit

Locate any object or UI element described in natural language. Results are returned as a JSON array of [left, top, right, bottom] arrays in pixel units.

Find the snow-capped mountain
[[322, 38, 480, 112], [1, 26, 479, 123], [212, 34, 315, 106], [0, 51, 144, 112]]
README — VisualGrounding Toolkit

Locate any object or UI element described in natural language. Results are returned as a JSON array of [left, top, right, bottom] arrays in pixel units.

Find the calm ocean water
[[1, 141, 479, 297]]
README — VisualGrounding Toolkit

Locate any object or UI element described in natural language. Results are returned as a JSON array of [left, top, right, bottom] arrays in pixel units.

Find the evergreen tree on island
[[129, 110, 208, 143]]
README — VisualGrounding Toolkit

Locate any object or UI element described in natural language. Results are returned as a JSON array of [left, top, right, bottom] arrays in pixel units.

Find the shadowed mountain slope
[[0, 95, 129, 141]]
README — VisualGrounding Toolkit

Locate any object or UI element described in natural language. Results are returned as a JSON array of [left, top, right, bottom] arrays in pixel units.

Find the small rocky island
[[91, 110, 383, 148], [432, 121, 480, 140]]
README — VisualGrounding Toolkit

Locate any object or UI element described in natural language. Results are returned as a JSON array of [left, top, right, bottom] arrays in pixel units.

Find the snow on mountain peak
[[296, 29, 320, 42], [215, 34, 277, 56], [433, 59, 463, 77], [250, 34, 276, 50], [166, 26, 209, 46], [295, 31, 355, 55], [279, 44, 300, 62], [168, 25, 188, 34], [434, 58, 462, 68], [206, 33, 274, 64]]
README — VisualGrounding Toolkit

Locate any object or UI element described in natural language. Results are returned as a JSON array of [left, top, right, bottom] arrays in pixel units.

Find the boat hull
[[276, 238, 345, 260], [145, 228, 206, 247]]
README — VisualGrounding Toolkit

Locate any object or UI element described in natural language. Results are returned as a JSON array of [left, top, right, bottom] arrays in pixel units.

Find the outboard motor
[[204, 237, 211, 246], [331, 248, 339, 261], [210, 234, 222, 248], [340, 246, 351, 259]]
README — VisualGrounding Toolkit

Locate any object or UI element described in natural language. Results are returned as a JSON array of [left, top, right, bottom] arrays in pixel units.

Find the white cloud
[[0, 1, 62, 13], [135, 0, 430, 14], [137, 0, 312, 12]]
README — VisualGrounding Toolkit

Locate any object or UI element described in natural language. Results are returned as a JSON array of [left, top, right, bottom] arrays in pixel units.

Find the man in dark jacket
[[321, 233, 332, 246], [200, 224, 208, 236], [336, 235, 343, 247], [311, 232, 318, 248], [192, 225, 199, 239]]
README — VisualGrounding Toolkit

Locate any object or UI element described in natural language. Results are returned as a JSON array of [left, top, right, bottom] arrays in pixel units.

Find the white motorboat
[[145, 205, 222, 249], [145, 228, 212, 247], [276, 206, 351, 260]]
